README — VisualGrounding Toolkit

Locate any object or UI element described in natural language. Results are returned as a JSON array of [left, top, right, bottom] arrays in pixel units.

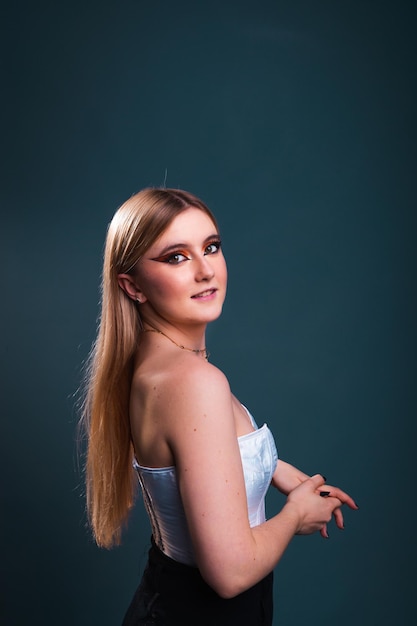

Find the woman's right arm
[[159, 361, 355, 599]]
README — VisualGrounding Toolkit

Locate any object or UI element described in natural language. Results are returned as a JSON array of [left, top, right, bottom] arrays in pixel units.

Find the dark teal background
[[2, 1, 416, 624]]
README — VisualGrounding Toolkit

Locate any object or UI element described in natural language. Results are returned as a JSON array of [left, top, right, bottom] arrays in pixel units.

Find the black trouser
[[122, 538, 273, 626]]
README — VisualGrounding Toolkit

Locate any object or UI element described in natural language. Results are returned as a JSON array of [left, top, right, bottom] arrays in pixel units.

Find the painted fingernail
[[320, 491, 331, 497]]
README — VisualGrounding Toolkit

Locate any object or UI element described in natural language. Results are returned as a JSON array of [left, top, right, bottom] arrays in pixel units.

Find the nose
[[195, 254, 215, 281]]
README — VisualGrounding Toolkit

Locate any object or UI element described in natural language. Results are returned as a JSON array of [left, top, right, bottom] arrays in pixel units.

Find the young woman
[[81, 188, 357, 625]]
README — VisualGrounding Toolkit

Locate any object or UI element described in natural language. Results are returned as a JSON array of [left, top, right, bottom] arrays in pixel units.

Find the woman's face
[[133, 207, 227, 327]]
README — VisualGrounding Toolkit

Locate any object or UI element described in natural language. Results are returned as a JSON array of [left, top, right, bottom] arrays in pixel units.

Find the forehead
[[154, 207, 217, 246]]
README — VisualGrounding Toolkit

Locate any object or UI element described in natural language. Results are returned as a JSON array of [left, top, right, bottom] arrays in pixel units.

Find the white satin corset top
[[133, 410, 278, 566]]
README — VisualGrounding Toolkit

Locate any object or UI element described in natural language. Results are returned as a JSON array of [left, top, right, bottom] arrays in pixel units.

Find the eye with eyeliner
[[204, 239, 222, 255], [152, 239, 222, 265], [153, 250, 189, 264]]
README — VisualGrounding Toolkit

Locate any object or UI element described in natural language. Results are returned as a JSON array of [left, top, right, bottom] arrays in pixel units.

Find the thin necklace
[[142, 325, 209, 361]]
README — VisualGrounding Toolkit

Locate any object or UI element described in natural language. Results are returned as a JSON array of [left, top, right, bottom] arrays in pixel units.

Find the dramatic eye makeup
[[151, 235, 221, 265], [204, 239, 222, 255], [158, 251, 189, 265]]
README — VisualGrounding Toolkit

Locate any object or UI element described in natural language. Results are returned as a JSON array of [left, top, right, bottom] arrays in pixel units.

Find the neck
[[142, 322, 209, 361]]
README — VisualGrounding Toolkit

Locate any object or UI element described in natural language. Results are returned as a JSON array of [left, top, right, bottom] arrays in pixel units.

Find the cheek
[[141, 271, 187, 300]]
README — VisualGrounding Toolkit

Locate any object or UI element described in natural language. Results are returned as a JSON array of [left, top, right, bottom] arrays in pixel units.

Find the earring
[[136, 297, 142, 304]]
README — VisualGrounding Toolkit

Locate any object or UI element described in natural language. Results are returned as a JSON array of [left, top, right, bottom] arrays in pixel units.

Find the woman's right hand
[[285, 474, 350, 536]]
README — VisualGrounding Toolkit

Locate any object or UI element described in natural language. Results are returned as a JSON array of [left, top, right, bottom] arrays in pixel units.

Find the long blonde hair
[[80, 188, 218, 548]]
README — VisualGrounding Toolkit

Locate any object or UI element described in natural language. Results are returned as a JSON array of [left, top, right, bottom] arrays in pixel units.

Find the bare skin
[[118, 208, 358, 598]]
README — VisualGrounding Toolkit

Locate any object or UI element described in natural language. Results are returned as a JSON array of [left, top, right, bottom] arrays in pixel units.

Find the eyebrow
[[151, 233, 220, 258]]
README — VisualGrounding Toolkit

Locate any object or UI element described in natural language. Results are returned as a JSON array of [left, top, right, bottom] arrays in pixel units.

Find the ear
[[117, 274, 148, 304]]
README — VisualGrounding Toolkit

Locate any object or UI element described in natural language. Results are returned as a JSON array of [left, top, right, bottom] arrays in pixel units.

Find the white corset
[[134, 410, 278, 566]]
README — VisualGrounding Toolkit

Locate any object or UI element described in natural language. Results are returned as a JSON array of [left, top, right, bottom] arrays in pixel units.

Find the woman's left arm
[[271, 459, 310, 495]]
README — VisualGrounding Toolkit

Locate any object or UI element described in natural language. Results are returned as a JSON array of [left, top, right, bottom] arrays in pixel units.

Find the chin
[[206, 305, 224, 323]]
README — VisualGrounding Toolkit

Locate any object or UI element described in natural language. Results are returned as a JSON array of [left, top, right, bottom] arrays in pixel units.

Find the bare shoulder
[[132, 353, 233, 424], [130, 353, 234, 467], [142, 354, 234, 443], [172, 356, 230, 396], [163, 356, 232, 418], [135, 351, 227, 396]]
